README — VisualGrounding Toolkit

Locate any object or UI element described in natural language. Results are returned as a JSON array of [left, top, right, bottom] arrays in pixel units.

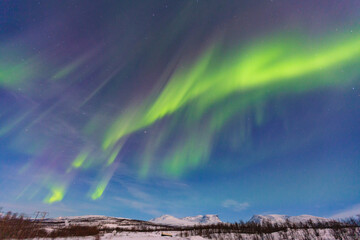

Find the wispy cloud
[[222, 199, 249, 212], [330, 204, 360, 219], [109, 179, 194, 217], [114, 197, 161, 216], [126, 186, 153, 201]]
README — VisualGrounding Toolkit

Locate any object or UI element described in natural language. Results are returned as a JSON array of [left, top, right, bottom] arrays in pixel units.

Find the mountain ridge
[[249, 214, 334, 225], [150, 214, 222, 226]]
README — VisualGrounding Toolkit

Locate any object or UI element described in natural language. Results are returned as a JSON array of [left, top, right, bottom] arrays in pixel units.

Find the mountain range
[[249, 214, 333, 225], [45, 213, 340, 228], [150, 214, 222, 226]]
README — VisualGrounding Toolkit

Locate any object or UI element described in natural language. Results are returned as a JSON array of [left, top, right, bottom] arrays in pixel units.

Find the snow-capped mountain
[[249, 214, 333, 225], [150, 214, 222, 226]]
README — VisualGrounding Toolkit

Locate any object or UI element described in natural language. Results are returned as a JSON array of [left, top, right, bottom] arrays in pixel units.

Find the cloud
[[114, 197, 161, 216], [330, 204, 360, 219], [126, 186, 153, 201], [110, 180, 194, 216], [222, 199, 249, 212]]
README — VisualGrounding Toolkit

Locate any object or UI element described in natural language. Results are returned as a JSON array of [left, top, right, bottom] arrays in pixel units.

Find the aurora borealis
[[1, 0, 360, 221]]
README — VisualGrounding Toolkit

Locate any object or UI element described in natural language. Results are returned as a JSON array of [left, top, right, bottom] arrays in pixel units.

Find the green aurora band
[[3, 29, 360, 203], [102, 30, 360, 178], [43, 184, 66, 204], [71, 151, 89, 169], [89, 164, 118, 200]]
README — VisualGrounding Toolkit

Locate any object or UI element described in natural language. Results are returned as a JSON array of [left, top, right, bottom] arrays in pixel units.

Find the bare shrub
[[0, 211, 47, 239]]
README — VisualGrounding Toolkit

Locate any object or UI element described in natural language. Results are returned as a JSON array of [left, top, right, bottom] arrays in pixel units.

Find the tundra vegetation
[[1, 209, 359, 239]]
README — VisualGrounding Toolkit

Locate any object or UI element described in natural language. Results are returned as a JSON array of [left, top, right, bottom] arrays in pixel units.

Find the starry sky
[[0, 0, 360, 222]]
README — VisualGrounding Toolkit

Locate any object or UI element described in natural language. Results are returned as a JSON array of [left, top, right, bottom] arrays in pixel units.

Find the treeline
[[103, 217, 360, 239], [103, 217, 360, 233], [174, 218, 360, 239], [0, 211, 100, 239], [101, 217, 360, 239]]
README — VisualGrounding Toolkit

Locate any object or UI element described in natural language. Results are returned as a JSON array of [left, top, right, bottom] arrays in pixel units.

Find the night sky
[[1, 0, 360, 222]]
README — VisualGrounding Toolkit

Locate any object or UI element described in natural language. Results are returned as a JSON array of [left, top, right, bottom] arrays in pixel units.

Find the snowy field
[[9, 214, 359, 239], [35, 228, 359, 240], [38, 232, 208, 240]]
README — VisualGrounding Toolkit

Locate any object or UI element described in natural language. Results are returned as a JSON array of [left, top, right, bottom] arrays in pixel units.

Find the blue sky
[[0, 0, 360, 222]]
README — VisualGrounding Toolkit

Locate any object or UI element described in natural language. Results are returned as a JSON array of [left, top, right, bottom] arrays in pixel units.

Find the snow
[[102, 232, 208, 239], [35, 228, 360, 240], [288, 215, 333, 224], [57, 215, 128, 220], [31, 213, 359, 240], [42, 215, 157, 231], [182, 215, 221, 224], [38, 232, 209, 240], [150, 214, 221, 226], [249, 214, 333, 224]]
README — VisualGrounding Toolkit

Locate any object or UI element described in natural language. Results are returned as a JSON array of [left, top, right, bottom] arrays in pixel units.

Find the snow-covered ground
[[39, 232, 208, 240], [36, 228, 360, 240], [101, 232, 207, 240], [36, 213, 359, 239], [150, 214, 221, 226], [50, 213, 332, 228]]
